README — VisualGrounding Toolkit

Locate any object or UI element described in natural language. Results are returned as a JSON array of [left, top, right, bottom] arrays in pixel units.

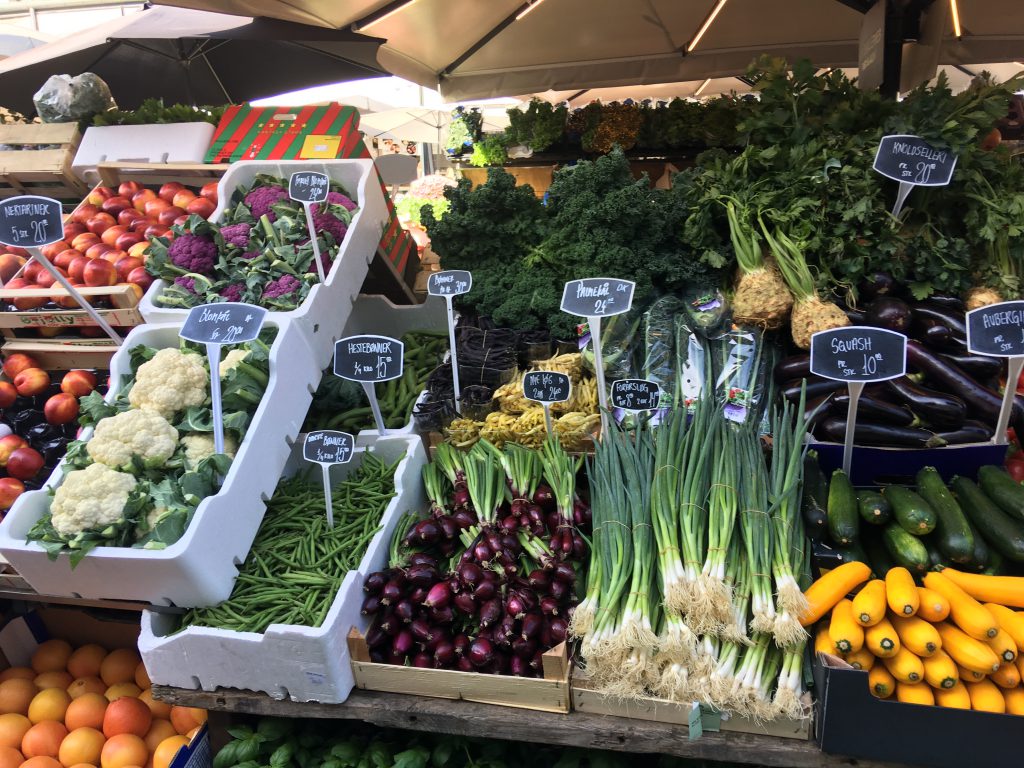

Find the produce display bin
[[0, 123, 87, 201], [72, 123, 217, 184], [810, 439, 1007, 487], [0, 318, 321, 606], [138, 159, 390, 370], [138, 435, 427, 704]]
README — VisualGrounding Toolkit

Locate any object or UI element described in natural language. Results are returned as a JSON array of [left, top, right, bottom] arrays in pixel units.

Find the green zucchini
[[965, 518, 991, 573], [801, 453, 829, 542], [827, 469, 859, 546], [857, 491, 892, 526], [978, 465, 1024, 522], [922, 535, 952, 570], [915, 467, 974, 564], [882, 523, 930, 575], [883, 485, 936, 536], [861, 530, 895, 577], [833, 541, 871, 569], [951, 476, 1024, 563], [982, 548, 1005, 576]]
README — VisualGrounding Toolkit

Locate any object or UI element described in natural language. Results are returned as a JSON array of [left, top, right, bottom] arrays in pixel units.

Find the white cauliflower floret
[[129, 348, 208, 419], [136, 506, 168, 537], [87, 409, 179, 470], [51, 464, 137, 537], [181, 432, 237, 467], [219, 349, 249, 378]]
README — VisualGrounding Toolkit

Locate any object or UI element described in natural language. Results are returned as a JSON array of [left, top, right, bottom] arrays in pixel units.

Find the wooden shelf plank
[[151, 686, 907, 768]]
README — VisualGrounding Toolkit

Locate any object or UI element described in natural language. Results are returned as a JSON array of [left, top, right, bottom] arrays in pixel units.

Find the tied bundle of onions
[[739, 426, 776, 635], [539, 437, 587, 560], [724, 197, 793, 329], [758, 212, 848, 350]]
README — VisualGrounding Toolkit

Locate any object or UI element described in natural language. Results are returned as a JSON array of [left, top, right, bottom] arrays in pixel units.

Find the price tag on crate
[[561, 278, 635, 436], [0, 195, 123, 344], [303, 430, 354, 528], [966, 300, 1024, 445], [810, 326, 907, 474], [334, 334, 404, 434], [523, 370, 571, 437], [873, 135, 957, 217], [427, 270, 472, 414], [288, 171, 331, 283], [181, 302, 268, 455], [610, 378, 661, 413]]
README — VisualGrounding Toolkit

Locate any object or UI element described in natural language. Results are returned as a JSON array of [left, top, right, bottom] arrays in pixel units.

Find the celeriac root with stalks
[[790, 295, 850, 350], [966, 286, 1003, 310], [733, 265, 793, 329]]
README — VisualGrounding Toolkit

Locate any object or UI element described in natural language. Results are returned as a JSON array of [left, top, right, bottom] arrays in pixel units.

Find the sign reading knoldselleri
[[966, 300, 1024, 446], [427, 270, 472, 297], [0, 195, 62, 248], [873, 134, 957, 218], [610, 378, 661, 412], [288, 170, 330, 203], [523, 371, 572, 404], [180, 303, 268, 345], [560, 278, 635, 317], [809, 326, 907, 383], [334, 335, 404, 382]]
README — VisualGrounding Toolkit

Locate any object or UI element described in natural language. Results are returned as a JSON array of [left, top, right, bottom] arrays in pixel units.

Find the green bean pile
[[179, 453, 400, 634]]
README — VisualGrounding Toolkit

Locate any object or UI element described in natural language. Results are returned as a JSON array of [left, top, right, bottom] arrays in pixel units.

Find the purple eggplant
[[866, 296, 912, 333]]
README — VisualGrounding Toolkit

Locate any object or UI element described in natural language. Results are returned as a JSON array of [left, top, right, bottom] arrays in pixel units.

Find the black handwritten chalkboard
[[560, 278, 635, 317], [873, 135, 957, 187], [0, 195, 63, 248], [610, 379, 661, 411], [303, 430, 355, 465], [179, 303, 267, 345], [523, 371, 571, 404], [288, 171, 330, 204], [334, 334, 404, 382], [427, 270, 472, 297], [810, 326, 907, 383], [966, 301, 1024, 357]]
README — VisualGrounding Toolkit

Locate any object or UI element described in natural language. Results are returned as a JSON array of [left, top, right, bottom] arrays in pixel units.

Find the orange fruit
[[0, 745, 22, 768], [151, 736, 187, 768], [22, 721, 68, 759], [31, 641, 73, 675], [58, 727, 105, 767], [136, 692, 168, 722], [0, 678, 39, 715], [0, 713, 31, 749], [103, 685, 140, 703], [0, 668, 36, 683], [28, 689, 71, 724], [102, 698, 150, 740], [141, 722, 174, 755], [99, 734, 146, 768], [167, 709, 204, 738], [132, 666, 149, 693], [23, 757, 63, 768], [99, 652, 139, 688], [67, 647, 107, 682], [64, 695, 106, 732], [68, 679, 107, 700], [35, 673, 74, 691]]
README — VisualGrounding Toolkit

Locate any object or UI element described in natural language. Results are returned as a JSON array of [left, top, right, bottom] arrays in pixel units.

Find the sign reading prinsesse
[[560, 278, 635, 317], [334, 334, 404, 382], [809, 326, 907, 383], [872, 135, 957, 187], [303, 430, 354, 465], [0, 195, 63, 248], [966, 301, 1024, 357]]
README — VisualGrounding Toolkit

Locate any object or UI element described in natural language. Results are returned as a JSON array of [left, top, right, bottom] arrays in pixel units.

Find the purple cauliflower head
[[174, 276, 197, 294], [241, 250, 258, 260], [326, 191, 357, 211], [220, 283, 244, 302], [219, 222, 251, 249], [168, 233, 216, 275], [310, 210, 348, 244], [307, 250, 334, 277], [262, 274, 301, 300], [244, 185, 289, 220]]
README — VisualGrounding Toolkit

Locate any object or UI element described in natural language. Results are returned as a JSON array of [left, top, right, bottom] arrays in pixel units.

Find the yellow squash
[[844, 646, 875, 671], [934, 681, 971, 710], [891, 614, 941, 658], [868, 664, 896, 699], [882, 646, 924, 684], [1017, 654, 1024, 681], [985, 603, 1024, 651], [896, 681, 934, 706], [886, 567, 919, 617], [829, 598, 864, 654], [801, 561, 872, 626], [940, 568, 1024, 609], [814, 624, 833, 656], [965, 678, 1006, 713], [923, 571, 998, 641], [865, 616, 900, 658], [936, 622, 1001, 674], [957, 663, 985, 683], [1003, 685, 1024, 715], [917, 587, 950, 623], [987, 627, 1017, 664], [991, 661, 1021, 690], [852, 579, 887, 627], [922, 649, 957, 690]]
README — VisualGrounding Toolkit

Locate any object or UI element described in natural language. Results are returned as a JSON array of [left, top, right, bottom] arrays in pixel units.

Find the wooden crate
[[94, 161, 228, 190], [0, 123, 86, 201], [460, 165, 556, 198], [571, 670, 812, 740], [347, 628, 571, 713]]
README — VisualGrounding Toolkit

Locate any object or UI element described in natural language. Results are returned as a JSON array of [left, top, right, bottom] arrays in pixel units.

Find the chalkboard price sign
[[560, 278, 635, 317], [523, 371, 571, 404], [809, 326, 907, 383], [966, 301, 1024, 357], [334, 335, 404, 383], [0, 195, 63, 248], [288, 171, 330, 204], [427, 270, 472, 297], [610, 379, 661, 411], [873, 135, 957, 187], [180, 303, 268, 345], [303, 430, 355, 465]]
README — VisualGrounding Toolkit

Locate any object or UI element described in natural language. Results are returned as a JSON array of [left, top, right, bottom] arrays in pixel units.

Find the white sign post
[[427, 270, 472, 414]]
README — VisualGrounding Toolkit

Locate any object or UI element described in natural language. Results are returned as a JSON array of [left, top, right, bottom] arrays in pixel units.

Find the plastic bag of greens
[[640, 296, 683, 403], [33, 73, 116, 123], [674, 313, 708, 411], [708, 324, 774, 426], [682, 285, 730, 337], [580, 308, 642, 382]]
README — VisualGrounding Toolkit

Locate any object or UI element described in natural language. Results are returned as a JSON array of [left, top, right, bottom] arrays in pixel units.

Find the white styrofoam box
[[0, 318, 321, 607], [139, 159, 389, 370], [72, 123, 216, 184], [139, 434, 427, 704]]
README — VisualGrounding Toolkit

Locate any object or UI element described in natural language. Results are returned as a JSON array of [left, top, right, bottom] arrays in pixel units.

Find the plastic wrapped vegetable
[[709, 324, 775, 426], [682, 285, 730, 337], [33, 73, 116, 122], [581, 308, 642, 382], [674, 313, 708, 411], [640, 296, 682, 406]]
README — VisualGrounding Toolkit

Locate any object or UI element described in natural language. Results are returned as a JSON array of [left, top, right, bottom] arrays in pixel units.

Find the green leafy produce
[[395, 196, 448, 226], [468, 135, 507, 167], [92, 98, 225, 126], [504, 98, 568, 152]]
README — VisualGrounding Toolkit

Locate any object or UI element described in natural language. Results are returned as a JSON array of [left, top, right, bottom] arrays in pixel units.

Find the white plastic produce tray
[[0, 319, 321, 607], [139, 159, 389, 369], [72, 123, 216, 183], [138, 435, 426, 704]]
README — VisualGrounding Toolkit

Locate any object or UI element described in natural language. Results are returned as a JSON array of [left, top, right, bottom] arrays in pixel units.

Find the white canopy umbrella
[[359, 105, 510, 144], [0, 23, 52, 60]]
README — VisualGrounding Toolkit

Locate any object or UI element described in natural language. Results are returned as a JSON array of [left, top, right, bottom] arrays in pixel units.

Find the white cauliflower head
[[129, 348, 208, 420], [181, 432, 237, 468], [87, 409, 179, 471], [219, 348, 249, 378], [51, 463, 137, 537]]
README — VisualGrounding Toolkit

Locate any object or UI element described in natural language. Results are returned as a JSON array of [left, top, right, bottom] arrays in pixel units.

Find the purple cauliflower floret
[[220, 283, 244, 302], [307, 251, 334, 277], [311, 210, 348, 244], [262, 274, 301, 300], [219, 222, 251, 249], [174, 276, 197, 294], [326, 191, 357, 211], [168, 233, 216, 275], [241, 250, 258, 260], [244, 185, 288, 220]]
